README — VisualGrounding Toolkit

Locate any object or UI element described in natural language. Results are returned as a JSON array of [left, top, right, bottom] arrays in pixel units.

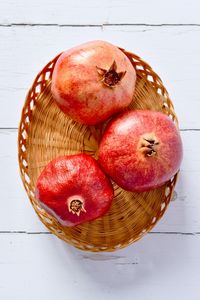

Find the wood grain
[[0, 0, 200, 25], [0, 25, 199, 128], [0, 232, 200, 300], [1, 0, 199, 298], [0, 129, 199, 233]]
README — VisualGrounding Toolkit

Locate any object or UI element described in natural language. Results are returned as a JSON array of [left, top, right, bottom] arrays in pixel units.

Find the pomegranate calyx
[[96, 60, 126, 88], [140, 134, 160, 157], [68, 199, 86, 216]]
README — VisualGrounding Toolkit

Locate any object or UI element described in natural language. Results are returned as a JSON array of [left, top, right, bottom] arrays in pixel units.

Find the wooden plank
[[0, 129, 199, 233], [0, 233, 200, 299], [0, 129, 46, 232], [0, 0, 200, 25], [0, 25, 199, 128]]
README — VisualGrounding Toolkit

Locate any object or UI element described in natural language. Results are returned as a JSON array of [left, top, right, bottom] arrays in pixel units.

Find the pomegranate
[[51, 40, 136, 125], [35, 153, 114, 226], [98, 110, 183, 192]]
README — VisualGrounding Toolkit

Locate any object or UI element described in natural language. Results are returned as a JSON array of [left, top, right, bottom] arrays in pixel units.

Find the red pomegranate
[[35, 154, 114, 226], [51, 40, 136, 125], [98, 110, 183, 192]]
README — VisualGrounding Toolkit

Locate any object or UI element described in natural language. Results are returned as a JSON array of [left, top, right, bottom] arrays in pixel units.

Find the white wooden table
[[0, 1, 200, 299]]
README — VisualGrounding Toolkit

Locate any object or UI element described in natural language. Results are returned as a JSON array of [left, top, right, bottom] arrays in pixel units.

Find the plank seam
[[0, 23, 200, 27], [0, 231, 200, 235]]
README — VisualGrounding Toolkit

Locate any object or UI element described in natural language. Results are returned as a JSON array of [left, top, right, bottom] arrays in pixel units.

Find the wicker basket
[[18, 48, 178, 252]]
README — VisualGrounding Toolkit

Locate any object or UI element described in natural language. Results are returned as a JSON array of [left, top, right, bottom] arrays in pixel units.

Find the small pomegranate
[[35, 154, 114, 226], [98, 110, 183, 192], [51, 40, 136, 125]]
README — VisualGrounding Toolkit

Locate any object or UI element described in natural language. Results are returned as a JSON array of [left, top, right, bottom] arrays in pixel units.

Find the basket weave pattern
[[18, 49, 178, 252]]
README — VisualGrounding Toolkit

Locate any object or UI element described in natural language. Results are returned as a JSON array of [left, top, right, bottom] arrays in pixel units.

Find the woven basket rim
[[18, 47, 179, 252]]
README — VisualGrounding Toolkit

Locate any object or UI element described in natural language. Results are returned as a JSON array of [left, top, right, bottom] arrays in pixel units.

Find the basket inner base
[[24, 73, 173, 252]]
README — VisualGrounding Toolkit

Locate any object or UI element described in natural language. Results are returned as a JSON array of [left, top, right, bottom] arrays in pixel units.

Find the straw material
[[18, 48, 178, 252]]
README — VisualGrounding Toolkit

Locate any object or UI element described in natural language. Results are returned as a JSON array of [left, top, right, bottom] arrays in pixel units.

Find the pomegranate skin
[[51, 40, 136, 125], [35, 154, 114, 226], [98, 110, 183, 192]]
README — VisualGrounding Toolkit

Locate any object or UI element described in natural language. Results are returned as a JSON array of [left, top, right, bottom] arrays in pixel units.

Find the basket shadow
[[53, 180, 186, 290], [54, 232, 187, 289], [20, 50, 186, 287]]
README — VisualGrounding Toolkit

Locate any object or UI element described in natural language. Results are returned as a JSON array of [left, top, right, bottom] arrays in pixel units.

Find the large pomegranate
[[35, 154, 114, 226], [98, 110, 183, 192], [51, 40, 136, 125]]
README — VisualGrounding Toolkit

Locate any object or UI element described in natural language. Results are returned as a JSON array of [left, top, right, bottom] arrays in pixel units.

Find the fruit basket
[[18, 48, 178, 252]]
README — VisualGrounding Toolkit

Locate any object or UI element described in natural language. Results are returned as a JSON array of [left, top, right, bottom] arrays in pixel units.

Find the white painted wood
[[0, 233, 200, 300], [0, 129, 47, 232], [0, 25, 200, 128], [1, 1, 199, 298], [0, 129, 199, 233], [0, 0, 200, 25]]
